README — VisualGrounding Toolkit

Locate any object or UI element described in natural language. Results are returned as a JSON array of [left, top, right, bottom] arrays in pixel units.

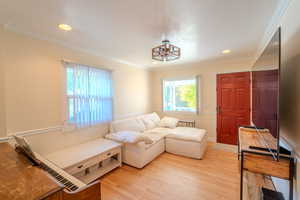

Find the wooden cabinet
[[42, 181, 101, 200], [62, 181, 101, 200], [44, 192, 62, 200]]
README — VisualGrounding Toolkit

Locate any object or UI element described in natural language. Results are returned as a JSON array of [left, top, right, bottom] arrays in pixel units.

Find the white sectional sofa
[[108, 113, 208, 168]]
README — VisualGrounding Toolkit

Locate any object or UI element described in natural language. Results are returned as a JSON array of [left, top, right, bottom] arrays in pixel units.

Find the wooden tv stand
[[238, 127, 294, 200]]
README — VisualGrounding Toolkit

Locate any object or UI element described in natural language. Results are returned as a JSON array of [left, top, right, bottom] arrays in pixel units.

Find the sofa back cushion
[[149, 112, 161, 125], [110, 118, 146, 133], [159, 117, 179, 129], [140, 112, 161, 130], [105, 131, 153, 144], [141, 117, 157, 130]]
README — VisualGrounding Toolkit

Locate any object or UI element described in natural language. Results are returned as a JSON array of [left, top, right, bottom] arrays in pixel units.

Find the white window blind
[[65, 62, 113, 127], [163, 78, 198, 112]]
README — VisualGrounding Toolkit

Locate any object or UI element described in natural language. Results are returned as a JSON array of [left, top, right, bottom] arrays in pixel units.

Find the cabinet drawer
[[65, 156, 102, 175], [65, 147, 121, 175], [101, 148, 120, 160]]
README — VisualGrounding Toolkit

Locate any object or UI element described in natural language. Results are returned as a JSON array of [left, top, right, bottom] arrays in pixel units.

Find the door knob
[[217, 106, 221, 113]]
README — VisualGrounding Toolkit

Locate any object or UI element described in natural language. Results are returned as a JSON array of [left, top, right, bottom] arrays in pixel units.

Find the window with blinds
[[65, 62, 113, 127]]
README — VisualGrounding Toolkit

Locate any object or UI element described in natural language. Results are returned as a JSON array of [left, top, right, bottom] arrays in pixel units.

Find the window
[[65, 62, 113, 127], [163, 78, 198, 112]]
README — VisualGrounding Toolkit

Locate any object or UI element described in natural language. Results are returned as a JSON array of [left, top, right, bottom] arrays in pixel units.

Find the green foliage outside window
[[177, 84, 196, 108]]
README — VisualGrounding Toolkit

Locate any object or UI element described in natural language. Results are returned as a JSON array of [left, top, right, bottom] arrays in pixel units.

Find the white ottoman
[[165, 127, 208, 159]]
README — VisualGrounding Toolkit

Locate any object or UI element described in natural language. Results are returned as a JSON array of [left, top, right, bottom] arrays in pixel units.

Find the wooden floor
[[100, 143, 240, 200]]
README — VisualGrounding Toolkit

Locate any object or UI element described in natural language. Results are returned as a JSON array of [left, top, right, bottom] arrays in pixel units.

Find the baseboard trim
[[208, 136, 216, 142], [211, 142, 238, 153]]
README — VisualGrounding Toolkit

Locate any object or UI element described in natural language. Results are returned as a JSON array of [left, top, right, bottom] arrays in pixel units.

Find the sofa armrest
[[177, 120, 196, 128]]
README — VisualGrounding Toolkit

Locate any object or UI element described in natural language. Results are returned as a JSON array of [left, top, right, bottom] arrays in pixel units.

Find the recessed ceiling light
[[222, 49, 231, 54], [58, 24, 72, 31]]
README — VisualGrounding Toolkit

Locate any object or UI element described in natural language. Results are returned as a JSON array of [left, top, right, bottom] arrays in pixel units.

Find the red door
[[217, 72, 251, 145]]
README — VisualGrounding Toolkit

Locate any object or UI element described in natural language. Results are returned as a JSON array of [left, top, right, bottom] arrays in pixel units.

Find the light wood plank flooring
[[100, 142, 240, 200]]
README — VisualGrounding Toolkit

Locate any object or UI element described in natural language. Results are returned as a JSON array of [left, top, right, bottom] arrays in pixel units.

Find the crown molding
[[253, 0, 292, 65], [2, 24, 144, 69]]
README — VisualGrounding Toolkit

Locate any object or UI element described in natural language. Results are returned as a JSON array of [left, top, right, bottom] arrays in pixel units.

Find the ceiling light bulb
[[58, 24, 72, 31], [222, 49, 231, 54]]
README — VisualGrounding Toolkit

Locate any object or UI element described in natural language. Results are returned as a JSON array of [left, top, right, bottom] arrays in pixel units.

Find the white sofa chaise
[[165, 127, 208, 159], [108, 113, 208, 168]]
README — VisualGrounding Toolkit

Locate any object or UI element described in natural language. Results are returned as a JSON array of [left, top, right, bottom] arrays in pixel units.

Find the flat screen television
[[251, 28, 281, 159]]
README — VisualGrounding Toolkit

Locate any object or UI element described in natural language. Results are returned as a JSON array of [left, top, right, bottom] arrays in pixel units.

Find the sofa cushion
[[140, 112, 161, 129], [165, 127, 206, 142], [159, 117, 178, 128], [141, 117, 157, 130], [122, 139, 165, 168], [166, 135, 208, 159], [148, 112, 161, 125], [110, 118, 146, 133], [140, 133, 165, 149], [143, 127, 173, 137], [105, 131, 153, 144]]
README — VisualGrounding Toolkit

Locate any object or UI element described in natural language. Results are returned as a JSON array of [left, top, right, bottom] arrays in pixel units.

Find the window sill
[[162, 111, 199, 116]]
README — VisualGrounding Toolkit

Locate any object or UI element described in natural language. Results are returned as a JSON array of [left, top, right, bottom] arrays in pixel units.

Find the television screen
[[252, 28, 280, 140]]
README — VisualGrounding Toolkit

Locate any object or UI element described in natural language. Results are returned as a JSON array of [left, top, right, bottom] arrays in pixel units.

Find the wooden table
[[0, 143, 63, 200], [238, 127, 293, 200]]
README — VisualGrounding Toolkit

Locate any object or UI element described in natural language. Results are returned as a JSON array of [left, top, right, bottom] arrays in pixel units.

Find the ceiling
[[0, 0, 281, 68]]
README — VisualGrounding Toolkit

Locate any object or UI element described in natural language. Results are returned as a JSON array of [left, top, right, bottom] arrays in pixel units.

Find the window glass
[[65, 63, 113, 127], [163, 78, 197, 112]]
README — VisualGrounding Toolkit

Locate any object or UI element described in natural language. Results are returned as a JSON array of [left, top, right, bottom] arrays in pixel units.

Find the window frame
[[161, 76, 200, 114], [62, 61, 114, 127]]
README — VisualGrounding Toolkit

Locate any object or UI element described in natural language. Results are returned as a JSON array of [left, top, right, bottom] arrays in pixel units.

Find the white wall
[[0, 26, 151, 151], [280, 0, 300, 155], [150, 58, 252, 141], [280, 0, 300, 198], [268, 0, 300, 198]]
